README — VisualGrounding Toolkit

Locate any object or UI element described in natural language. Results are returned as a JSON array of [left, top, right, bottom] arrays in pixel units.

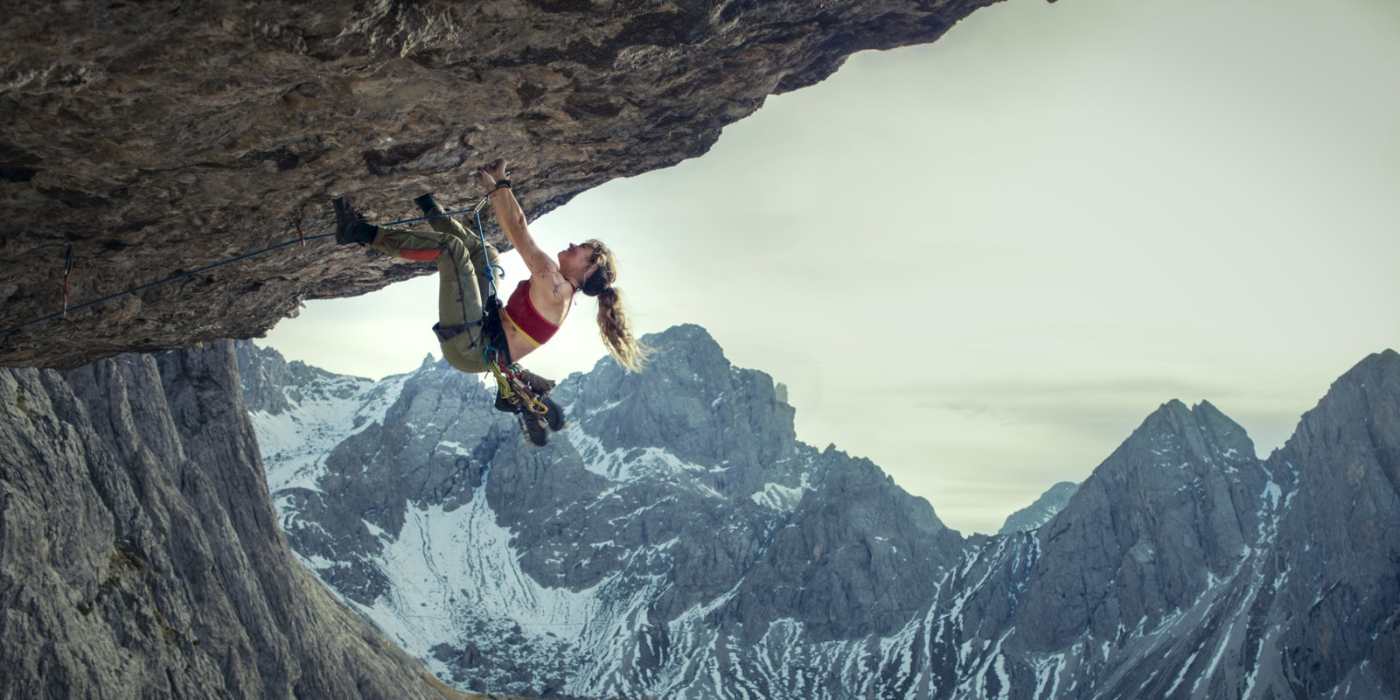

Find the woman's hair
[[579, 239, 650, 372]]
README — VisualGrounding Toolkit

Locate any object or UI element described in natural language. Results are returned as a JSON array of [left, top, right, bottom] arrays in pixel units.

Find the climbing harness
[[485, 346, 556, 447], [0, 201, 490, 337]]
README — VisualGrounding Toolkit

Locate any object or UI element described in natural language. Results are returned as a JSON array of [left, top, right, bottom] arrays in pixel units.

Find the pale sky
[[262, 0, 1400, 535]]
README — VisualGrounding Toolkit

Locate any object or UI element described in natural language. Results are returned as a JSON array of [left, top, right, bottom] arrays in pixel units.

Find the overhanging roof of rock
[[1, 0, 998, 369]]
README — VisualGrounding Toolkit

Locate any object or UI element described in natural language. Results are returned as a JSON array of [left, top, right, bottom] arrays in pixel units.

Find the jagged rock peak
[[998, 480, 1079, 534], [1302, 348, 1400, 423], [1281, 348, 1400, 499], [562, 323, 797, 466], [230, 337, 1400, 697], [233, 340, 372, 415], [1014, 397, 1270, 650], [0, 0, 999, 370], [628, 323, 734, 380], [1131, 398, 1257, 467]]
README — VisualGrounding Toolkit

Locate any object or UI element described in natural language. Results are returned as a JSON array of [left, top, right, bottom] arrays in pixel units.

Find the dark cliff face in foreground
[[237, 329, 1400, 699], [0, 0, 999, 369], [0, 341, 471, 699]]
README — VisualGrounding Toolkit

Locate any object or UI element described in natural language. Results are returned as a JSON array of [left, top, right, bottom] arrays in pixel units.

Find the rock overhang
[[0, 0, 1002, 368]]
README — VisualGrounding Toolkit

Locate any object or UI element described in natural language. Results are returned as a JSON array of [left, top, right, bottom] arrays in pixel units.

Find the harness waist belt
[[432, 319, 482, 343], [432, 298, 511, 365]]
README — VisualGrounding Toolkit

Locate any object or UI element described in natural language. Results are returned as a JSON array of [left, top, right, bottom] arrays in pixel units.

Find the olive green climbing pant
[[373, 215, 501, 373]]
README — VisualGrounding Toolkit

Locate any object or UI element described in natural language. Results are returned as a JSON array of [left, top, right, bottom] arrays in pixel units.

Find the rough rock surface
[[0, 0, 996, 369], [0, 340, 484, 699], [237, 328, 1400, 699], [1264, 352, 1400, 697], [997, 480, 1078, 534], [1013, 399, 1271, 651]]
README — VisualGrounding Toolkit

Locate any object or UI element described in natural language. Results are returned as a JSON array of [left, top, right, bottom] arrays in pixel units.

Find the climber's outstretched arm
[[477, 159, 558, 280]]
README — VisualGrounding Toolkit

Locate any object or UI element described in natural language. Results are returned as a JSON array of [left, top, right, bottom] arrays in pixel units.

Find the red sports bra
[[500, 279, 574, 348]]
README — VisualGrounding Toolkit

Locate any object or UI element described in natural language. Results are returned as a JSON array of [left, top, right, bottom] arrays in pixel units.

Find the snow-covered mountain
[[236, 329, 1400, 699]]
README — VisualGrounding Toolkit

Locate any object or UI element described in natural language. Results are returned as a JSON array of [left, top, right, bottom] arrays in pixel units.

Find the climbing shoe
[[495, 390, 519, 414], [521, 411, 549, 447], [516, 369, 564, 430], [540, 394, 566, 432], [413, 193, 443, 215], [333, 196, 378, 245]]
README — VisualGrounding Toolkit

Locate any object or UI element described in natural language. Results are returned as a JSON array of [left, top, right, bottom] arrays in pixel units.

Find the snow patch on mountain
[[249, 373, 408, 494], [567, 422, 720, 487], [751, 473, 814, 511], [350, 483, 601, 656]]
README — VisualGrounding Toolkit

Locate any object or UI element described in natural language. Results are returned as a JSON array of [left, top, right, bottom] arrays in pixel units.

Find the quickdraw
[[471, 196, 505, 300], [485, 347, 551, 416]]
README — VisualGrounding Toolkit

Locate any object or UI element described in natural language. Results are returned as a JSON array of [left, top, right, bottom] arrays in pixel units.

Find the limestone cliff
[[0, 341, 481, 699], [0, 0, 997, 368]]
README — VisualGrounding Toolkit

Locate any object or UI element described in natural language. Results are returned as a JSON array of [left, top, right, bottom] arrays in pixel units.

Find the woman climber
[[331, 157, 648, 445]]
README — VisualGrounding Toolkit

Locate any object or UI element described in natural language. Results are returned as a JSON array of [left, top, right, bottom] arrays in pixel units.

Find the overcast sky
[[263, 0, 1400, 535]]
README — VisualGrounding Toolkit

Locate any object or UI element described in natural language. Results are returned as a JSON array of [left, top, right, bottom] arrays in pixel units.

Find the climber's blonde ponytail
[[579, 239, 650, 372]]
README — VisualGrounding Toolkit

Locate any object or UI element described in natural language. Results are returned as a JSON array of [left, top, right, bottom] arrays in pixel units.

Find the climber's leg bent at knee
[[372, 228, 494, 373], [411, 193, 503, 307], [423, 216, 501, 304]]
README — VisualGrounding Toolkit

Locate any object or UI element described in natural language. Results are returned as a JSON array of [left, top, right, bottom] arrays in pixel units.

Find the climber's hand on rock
[[476, 158, 508, 191], [474, 166, 496, 191]]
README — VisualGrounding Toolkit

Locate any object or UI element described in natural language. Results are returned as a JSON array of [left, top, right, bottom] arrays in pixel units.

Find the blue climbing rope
[[1, 199, 492, 337], [470, 197, 505, 300]]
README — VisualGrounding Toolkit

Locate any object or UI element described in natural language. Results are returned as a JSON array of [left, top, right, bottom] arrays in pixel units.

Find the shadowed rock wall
[[0, 340, 473, 699], [0, 0, 999, 368]]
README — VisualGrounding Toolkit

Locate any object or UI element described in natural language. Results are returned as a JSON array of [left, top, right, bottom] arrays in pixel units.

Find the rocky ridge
[[239, 328, 1400, 699], [998, 480, 1078, 534], [0, 0, 998, 369], [240, 325, 965, 694]]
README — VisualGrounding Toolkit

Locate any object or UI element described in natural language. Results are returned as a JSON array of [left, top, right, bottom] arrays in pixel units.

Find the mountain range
[[235, 325, 1400, 699]]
